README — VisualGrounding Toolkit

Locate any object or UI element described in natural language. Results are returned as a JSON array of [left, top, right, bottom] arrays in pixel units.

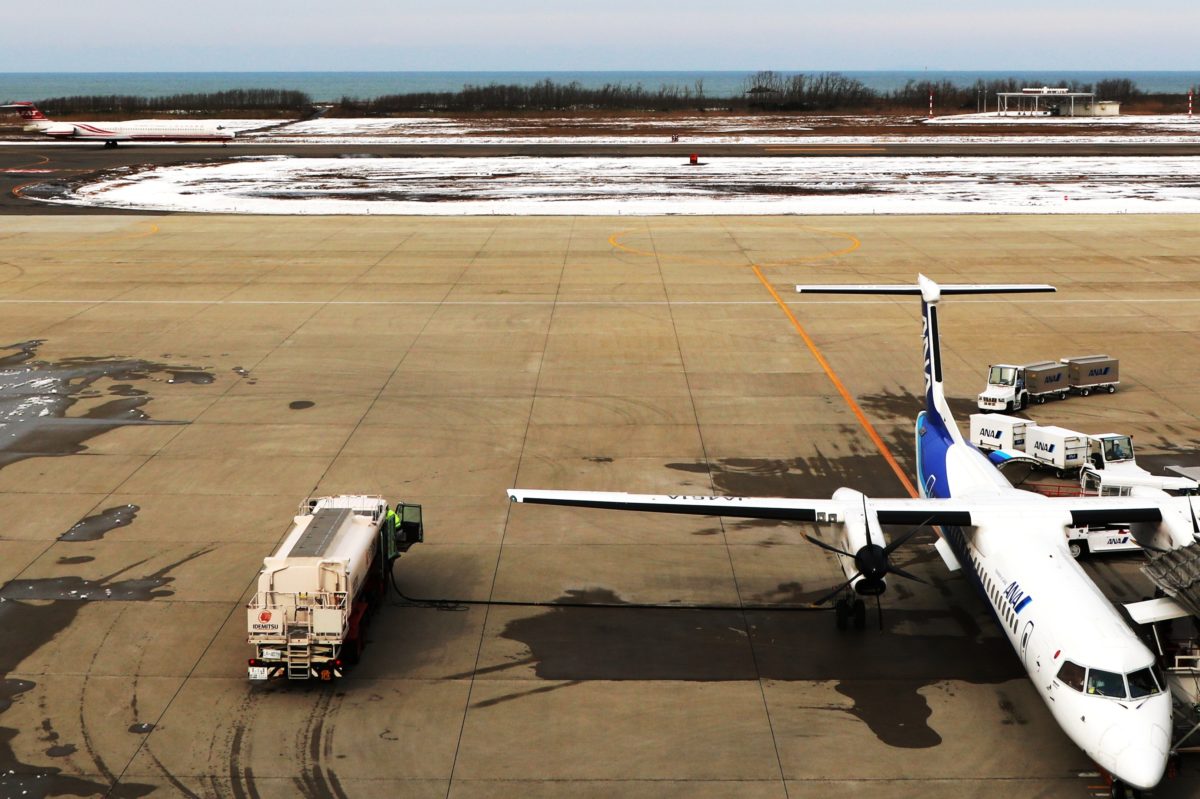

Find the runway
[[0, 213, 1198, 797]]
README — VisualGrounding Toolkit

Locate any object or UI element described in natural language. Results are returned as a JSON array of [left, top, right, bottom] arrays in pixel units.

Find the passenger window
[[1127, 668, 1160, 698], [1057, 660, 1085, 691], [1087, 668, 1127, 699]]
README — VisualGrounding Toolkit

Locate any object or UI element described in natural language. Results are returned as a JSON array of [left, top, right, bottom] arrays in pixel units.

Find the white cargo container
[[1024, 425, 1089, 473], [246, 494, 422, 682], [969, 413, 1037, 452]]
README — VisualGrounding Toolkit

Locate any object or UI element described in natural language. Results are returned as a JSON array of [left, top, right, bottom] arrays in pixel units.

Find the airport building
[[998, 86, 1120, 117]]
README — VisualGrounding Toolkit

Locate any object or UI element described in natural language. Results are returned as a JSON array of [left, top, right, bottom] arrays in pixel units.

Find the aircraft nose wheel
[[834, 597, 868, 630], [1109, 780, 1141, 799]]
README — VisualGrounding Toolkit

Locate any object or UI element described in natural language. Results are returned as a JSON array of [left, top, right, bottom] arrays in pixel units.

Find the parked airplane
[[0, 102, 233, 147], [509, 275, 1176, 798]]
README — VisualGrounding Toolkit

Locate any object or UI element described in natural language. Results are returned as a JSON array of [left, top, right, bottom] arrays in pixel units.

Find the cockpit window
[[1127, 667, 1161, 698], [1087, 668, 1126, 699], [989, 366, 1016, 387], [1057, 660, 1086, 691]]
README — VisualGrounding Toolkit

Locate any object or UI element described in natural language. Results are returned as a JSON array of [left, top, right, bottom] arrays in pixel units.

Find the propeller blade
[[862, 494, 873, 548], [804, 534, 855, 559], [888, 564, 927, 584], [1189, 493, 1199, 535], [883, 515, 935, 556], [876, 593, 883, 631], [812, 574, 859, 606]]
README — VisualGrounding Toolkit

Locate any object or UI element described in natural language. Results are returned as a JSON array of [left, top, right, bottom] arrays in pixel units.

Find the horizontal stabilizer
[[796, 283, 1055, 296], [1124, 596, 1191, 625]]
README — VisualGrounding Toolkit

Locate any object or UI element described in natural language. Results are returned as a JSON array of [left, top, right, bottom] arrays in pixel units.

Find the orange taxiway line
[[751, 263, 918, 498]]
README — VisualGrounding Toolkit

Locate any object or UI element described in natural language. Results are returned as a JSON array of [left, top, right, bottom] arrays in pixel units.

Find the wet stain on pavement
[[858, 387, 980, 425], [0, 339, 211, 471], [667, 451, 904, 504], [165, 370, 214, 385], [0, 340, 213, 799], [0, 551, 207, 798], [495, 588, 1022, 749], [58, 505, 139, 542], [289, 400, 315, 410]]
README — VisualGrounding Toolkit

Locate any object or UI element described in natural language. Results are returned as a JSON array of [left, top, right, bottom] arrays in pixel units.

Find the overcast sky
[[6, 0, 1198, 71]]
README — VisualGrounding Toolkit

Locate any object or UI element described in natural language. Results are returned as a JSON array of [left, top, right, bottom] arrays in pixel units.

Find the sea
[[1, 71, 1197, 103]]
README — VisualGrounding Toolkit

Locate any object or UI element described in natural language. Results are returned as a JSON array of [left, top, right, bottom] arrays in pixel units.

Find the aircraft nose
[[1111, 743, 1168, 791]]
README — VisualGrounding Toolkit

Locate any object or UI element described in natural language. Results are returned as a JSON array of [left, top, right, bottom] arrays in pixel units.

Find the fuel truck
[[246, 495, 422, 681]]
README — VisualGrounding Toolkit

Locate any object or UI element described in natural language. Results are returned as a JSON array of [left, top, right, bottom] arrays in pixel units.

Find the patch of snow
[[44, 155, 1200, 216]]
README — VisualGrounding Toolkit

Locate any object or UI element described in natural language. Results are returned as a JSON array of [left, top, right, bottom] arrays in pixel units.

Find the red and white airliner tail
[[1, 102, 234, 145]]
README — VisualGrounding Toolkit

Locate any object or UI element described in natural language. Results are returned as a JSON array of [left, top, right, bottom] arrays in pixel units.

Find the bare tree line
[[19, 75, 1191, 117], [31, 89, 312, 116], [336, 78, 713, 114]]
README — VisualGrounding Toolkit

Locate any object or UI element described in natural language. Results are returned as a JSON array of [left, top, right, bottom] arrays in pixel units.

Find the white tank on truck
[[246, 494, 422, 682]]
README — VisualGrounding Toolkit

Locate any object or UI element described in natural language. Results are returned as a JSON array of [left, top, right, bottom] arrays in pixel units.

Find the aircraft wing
[[506, 489, 976, 526], [1051, 496, 1165, 527]]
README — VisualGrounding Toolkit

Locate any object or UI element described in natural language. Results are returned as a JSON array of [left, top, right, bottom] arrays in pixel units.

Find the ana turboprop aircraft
[[508, 275, 1178, 798], [0, 102, 234, 147]]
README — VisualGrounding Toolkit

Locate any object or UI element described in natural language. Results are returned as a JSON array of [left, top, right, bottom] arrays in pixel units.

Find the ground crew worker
[[385, 505, 401, 538]]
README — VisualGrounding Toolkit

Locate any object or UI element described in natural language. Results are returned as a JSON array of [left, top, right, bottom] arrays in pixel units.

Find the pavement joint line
[[442, 219, 521, 799], [715, 219, 793, 798], [752, 263, 919, 498], [7, 297, 1198, 305]]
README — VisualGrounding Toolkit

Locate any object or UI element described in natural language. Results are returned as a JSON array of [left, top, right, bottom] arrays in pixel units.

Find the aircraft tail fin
[[795, 275, 1054, 436], [1, 102, 49, 121]]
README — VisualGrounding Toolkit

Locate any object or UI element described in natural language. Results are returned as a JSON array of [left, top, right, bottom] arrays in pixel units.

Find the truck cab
[[978, 364, 1023, 411], [1088, 434, 1136, 471]]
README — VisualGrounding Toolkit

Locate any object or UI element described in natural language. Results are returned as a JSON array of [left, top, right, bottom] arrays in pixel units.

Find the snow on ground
[[928, 112, 1200, 131], [253, 115, 817, 138], [47, 155, 1200, 215], [242, 114, 1199, 145]]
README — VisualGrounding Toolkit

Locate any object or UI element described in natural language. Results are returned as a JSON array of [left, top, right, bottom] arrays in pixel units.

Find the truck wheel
[[1069, 541, 1085, 560], [1107, 385, 1116, 394], [1058, 392, 1068, 400], [1080, 388, 1091, 397], [1035, 395, 1046, 404], [1019, 394, 1028, 410], [1005, 402, 1013, 412]]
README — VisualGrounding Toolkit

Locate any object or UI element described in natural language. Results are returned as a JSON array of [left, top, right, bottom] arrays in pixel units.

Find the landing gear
[[104, 140, 119, 148], [1109, 781, 1142, 799], [835, 597, 868, 630]]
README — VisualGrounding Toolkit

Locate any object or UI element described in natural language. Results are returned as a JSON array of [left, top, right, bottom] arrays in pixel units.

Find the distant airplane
[[0, 102, 233, 147], [509, 275, 1183, 798]]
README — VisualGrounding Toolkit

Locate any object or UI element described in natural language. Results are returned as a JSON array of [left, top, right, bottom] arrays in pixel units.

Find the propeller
[[804, 499, 931, 609]]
